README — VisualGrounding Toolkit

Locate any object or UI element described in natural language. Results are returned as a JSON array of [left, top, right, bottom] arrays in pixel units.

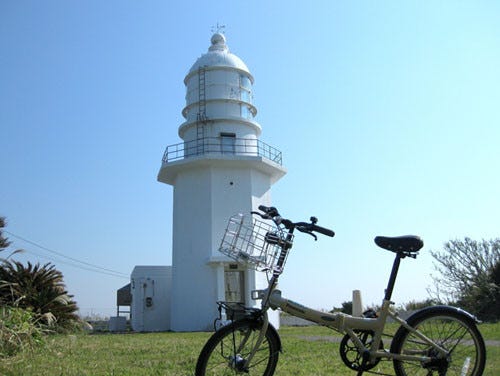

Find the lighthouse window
[[239, 75, 252, 104], [241, 104, 251, 119], [220, 132, 236, 154], [240, 89, 250, 102], [240, 75, 251, 90]]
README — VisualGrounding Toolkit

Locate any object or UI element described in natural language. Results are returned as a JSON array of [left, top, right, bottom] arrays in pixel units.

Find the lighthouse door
[[224, 269, 245, 303], [220, 132, 236, 154]]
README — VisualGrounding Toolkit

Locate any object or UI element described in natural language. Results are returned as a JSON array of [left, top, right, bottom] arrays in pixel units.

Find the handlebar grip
[[258, 205, 279, 217], [312, 225, 335, 237]]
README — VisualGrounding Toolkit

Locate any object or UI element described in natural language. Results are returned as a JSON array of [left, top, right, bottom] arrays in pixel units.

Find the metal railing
[[161, 137, 282, 165]]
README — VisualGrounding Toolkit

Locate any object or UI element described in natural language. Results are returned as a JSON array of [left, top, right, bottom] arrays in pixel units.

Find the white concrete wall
[[169, 163, 280, 331], [179, 116, 261, 142], [170, 167, 217, 331], [131, 266, 171, 332]]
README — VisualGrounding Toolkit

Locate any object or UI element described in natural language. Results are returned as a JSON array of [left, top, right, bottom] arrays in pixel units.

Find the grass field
[[1, 323, 498, 375]]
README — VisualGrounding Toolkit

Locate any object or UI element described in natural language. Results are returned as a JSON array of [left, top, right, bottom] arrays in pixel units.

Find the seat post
[[384, 253, 403, 301]]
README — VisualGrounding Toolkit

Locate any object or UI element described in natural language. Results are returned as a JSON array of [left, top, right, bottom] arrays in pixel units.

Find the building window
[[220, 132, 236, 154], [225, 270, 245, 303], [240, 89, 250, 103], [240, 75, 252, 104], [241, 104, 252, 119], [240, 75, 251, 90]]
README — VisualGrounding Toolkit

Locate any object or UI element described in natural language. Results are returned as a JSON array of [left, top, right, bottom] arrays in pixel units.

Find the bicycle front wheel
[[391, 306, 486, 376], [195, 319, 280, 376]]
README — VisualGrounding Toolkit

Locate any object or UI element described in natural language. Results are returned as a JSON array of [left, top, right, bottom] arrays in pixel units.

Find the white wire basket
[[218, 214, 293, 271]]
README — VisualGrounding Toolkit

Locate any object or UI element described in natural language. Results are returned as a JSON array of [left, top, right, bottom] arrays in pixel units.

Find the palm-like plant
[[1, 217, 80, 330], [0, 261, 80, 330]]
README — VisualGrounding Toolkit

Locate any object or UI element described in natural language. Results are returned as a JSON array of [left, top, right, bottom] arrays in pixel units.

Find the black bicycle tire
[[391, 306, 486, 376], [195, 319, 280, 376]]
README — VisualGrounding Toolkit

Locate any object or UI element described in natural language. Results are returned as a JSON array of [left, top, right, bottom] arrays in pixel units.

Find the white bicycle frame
[[258, 288, 450, 364]]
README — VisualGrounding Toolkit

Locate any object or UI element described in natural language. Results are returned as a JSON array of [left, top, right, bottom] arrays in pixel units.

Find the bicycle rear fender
[[390, 305, 480, 354], [405, 305, 480, 326]]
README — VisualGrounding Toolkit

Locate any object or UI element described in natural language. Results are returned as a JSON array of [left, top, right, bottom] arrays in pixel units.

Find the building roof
[[117, 283, 132, 306], [186, 33, 253, 82]]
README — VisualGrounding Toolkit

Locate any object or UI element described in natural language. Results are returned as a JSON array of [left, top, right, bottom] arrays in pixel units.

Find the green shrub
[[403, 298, 439, 311], [0, 306, 45, 357], [430, 238, 500, 321], [1, 216, 82, 332], [0, 261, 80, 329]]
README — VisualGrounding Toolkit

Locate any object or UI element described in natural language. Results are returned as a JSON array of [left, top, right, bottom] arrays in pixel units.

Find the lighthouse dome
[[180, 33, 261, 142], [185, 33, 253, 83]]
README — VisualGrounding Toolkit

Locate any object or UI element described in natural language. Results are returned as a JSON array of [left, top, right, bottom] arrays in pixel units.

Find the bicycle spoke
[[197, 320, 279, 375], [392, 310, 485, 376]]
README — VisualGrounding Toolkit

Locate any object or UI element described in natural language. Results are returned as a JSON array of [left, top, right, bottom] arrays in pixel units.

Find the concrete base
[[108, 316, 127, 332]]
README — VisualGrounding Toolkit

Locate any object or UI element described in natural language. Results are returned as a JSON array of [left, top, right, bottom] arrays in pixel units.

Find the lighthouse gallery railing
[[162, 137, 283, 165]]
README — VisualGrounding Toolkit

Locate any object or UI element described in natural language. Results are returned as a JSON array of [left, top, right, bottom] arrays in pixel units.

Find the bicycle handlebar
[[257, 205, 280, 218], [298, 222, 335, 238], [255, 205, 335, 238]]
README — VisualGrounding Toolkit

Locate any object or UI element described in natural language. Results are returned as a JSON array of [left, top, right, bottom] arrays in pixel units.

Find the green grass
[[0, 323, 498, 375]]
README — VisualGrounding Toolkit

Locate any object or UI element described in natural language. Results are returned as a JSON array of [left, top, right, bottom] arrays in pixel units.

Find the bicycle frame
[[247, 248, 450, 368], [264, 290, 449, 364]]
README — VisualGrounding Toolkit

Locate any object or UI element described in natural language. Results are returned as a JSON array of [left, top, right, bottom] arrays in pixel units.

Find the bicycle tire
[[391, 306, 486, 376], [195, 319, 281, 376]]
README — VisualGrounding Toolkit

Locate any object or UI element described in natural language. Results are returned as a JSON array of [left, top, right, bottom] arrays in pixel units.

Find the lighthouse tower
[[158, 33, 286, 331]]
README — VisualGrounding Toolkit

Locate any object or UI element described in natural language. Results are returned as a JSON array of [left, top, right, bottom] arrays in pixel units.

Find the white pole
[[352, 290, 364, 317]]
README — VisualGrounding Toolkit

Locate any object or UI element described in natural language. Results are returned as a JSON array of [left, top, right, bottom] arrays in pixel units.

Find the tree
[[490, 261, 500, 318], [403, 298, 438, 312], [0, 260, 80, 329], [0, 217, 10, 250], [430, 237, 500, 321], [0, 216, 81, 330], [332, 301, 353, 315]]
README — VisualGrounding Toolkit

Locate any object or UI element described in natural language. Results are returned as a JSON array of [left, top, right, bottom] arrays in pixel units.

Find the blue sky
[[1, 1, 499, 317]]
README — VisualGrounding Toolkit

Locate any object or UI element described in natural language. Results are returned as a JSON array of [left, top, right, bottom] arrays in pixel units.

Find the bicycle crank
[[339, 330, 383, 371]]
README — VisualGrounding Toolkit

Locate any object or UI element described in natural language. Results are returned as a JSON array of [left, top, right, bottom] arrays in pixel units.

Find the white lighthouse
[[158, 33, 286, 331]]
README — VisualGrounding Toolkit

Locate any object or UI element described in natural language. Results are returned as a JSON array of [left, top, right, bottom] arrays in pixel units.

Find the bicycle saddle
[[374, 235, 423, 254]]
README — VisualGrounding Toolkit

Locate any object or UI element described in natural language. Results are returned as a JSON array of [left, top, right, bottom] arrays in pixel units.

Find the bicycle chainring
[[339, 330, 382, 371]]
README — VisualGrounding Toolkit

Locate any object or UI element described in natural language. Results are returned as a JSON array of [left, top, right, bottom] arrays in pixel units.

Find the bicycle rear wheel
[[195, 319, 280, 376], [391, 306, 486, 376]]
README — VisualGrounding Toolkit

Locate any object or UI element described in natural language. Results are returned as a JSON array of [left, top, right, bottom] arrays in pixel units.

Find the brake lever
[[298, 225, 318, 241], [308, 232, 318, 241]]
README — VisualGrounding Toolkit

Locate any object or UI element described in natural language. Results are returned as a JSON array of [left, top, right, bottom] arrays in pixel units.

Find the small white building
[[131, 33, 286, 332], [130, 266, 171, 332]]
